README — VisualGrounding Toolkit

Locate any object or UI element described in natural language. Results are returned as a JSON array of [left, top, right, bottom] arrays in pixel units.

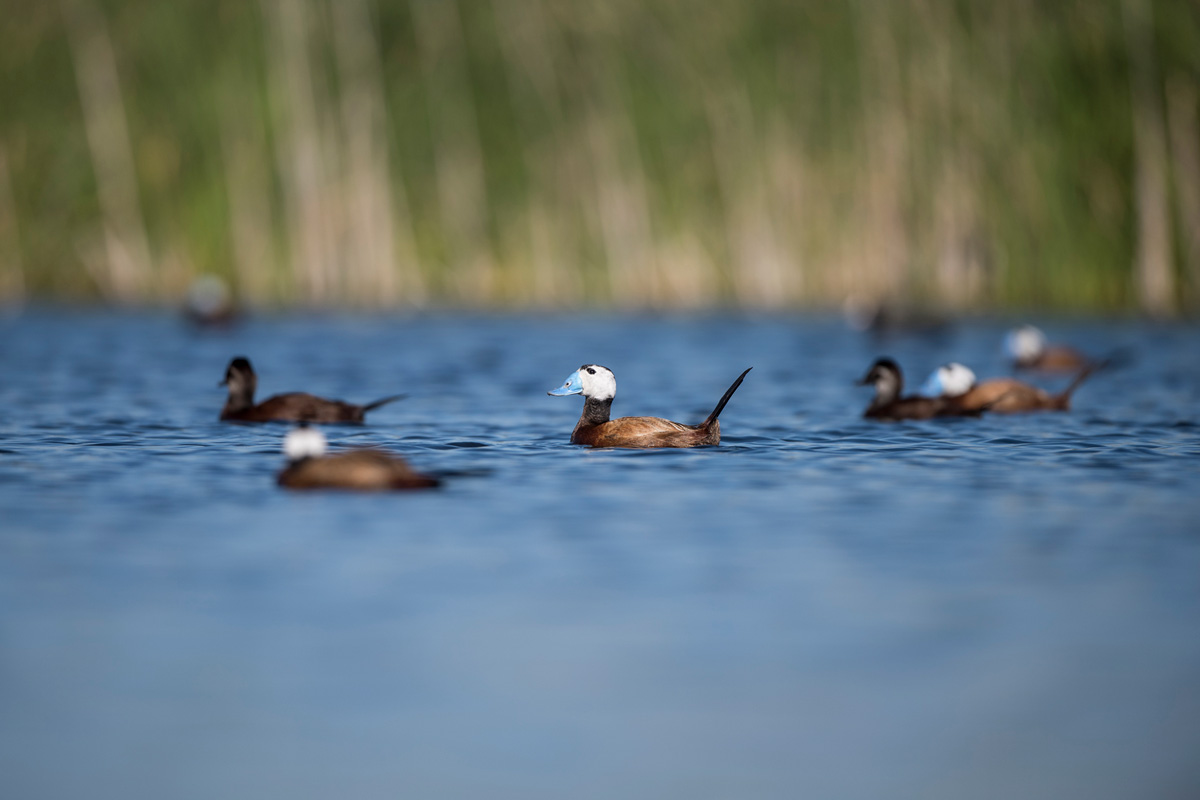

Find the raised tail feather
[[362, 394, 408, 412], [1053, 362, 1102, 409], [703, 368, 752, 427]]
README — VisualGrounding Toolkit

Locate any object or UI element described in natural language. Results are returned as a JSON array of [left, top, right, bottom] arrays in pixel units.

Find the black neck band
[[581, 397, 613, 425]]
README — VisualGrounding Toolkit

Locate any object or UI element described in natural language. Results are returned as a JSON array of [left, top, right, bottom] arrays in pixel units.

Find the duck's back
[[867, 395, 983, 421], [865, 397, 941, 421], [225, 392, 365, 423], [573, 416, 717, 448], [278, 450, 439, 490], [1029, 346, 1089, 372], [963, 379, 1054, 412]]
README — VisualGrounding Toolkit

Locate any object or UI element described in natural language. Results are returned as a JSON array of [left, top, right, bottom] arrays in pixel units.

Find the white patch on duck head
[[549, 364, 616, 400], [1005, 325, 1046, 362], [577, 364, 616, 400], [284, 425, 328, 460], [938, 363, 977, 396], [922, 362, 977, 397]]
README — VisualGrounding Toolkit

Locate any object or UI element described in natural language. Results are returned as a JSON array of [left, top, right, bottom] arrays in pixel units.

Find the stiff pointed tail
[[1054, 361, 1104, 410], [362, 394, 408, 412], [703, 368, 752, 427]]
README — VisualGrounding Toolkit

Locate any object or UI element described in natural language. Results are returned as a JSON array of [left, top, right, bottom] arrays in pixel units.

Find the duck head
[[547, 364, 616, 401], [858, 357, 903, 404], [220, 356, 256, 393], [283, 424, 328, 462], [1005, 325, 1046, 363], [920, 362, 977, 398], [219, 356, 257, 413]]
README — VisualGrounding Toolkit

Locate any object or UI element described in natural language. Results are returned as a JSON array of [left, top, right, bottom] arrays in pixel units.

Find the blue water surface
[[1, 308, 1198, 799]]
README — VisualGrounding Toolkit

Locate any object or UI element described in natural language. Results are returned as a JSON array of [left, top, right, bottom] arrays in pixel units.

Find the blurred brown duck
[[858, 358, 982, 421], [220, 357, 404, 423], [1005, 325, 1091, 372], [921, 362, 1096, 413], [547, 364, 751, 448], [276, 426, 439, 491]]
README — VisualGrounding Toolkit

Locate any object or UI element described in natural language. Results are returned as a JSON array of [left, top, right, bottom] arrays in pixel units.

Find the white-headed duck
[[220, 356, 404, 423], [858, 357, 982, 421], [276, 425, 439, 490], [1005, 325, 1091, 372], [921, 361, 1096, 413], [184, 274, 238, 328], [547, 364, 751, 448]]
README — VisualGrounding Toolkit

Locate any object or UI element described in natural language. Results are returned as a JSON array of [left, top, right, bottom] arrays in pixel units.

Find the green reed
[[0, 0, 1197, 313]]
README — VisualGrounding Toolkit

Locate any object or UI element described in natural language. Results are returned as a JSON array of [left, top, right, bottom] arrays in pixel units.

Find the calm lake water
[[1, 308, 1198, 799]]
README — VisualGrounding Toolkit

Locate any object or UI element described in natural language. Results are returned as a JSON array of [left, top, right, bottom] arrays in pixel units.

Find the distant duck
[[843, 295, 951, 338], [547, 364, 751, 448], [857, 357, 983, 421], [1005, 325, 1091, 372], [183, 274, 238, 328], [220, 357, 404, 423], [921, 361, 1096, 413], [277, 425, 439, 490]]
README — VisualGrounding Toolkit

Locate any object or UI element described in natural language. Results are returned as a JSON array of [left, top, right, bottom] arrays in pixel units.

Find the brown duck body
[[860, 357, 983, 421], [957, 367, 1094, 413], [277, 449, 439, 491], [958, 378, 1063, 413], [572, 410, 722, 448], [223, 392, 385, 423], [219, 357, 402, 423], [1014, 344, 1091, 372], [864, 395, 981, 421]]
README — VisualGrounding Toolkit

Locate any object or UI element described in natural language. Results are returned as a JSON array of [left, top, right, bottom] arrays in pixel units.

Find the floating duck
[[219, 357, 404, 423], [183, 274, 238, 327], [276, 425, 439, 490], [843, 295, 952, 338], [920, 361, 1096, 413], [547, 364, 751, 448], [1005, 325, 1091, 372]]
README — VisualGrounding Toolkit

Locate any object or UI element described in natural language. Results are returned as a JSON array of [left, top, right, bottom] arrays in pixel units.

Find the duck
[[857, 357, 983, 421], [276, 425, 439, 490], [1005, 325, 1091, 372], [920, 361, 1096, 413], [843, 295, 952, 339], [183, 274, 238, 328], [219, 356, 405, 423], [547, 364, 752, 448]]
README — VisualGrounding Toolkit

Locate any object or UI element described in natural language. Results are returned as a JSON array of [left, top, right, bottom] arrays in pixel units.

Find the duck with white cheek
[[547, 364, 752, 448], [276, 425, 440, 490], [920, 361, 1096, 413], [1005, 325, 1092, 372]]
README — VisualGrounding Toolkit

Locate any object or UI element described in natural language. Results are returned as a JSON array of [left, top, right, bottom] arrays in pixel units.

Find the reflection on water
[[1, 309, 1198, 799]]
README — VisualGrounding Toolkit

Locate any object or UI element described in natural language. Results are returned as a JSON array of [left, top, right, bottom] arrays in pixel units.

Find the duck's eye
[[586, 368, 596, 375]]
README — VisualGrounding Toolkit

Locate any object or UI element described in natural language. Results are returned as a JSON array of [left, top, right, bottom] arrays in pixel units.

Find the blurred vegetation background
[[0, 0, 1198, 314]]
